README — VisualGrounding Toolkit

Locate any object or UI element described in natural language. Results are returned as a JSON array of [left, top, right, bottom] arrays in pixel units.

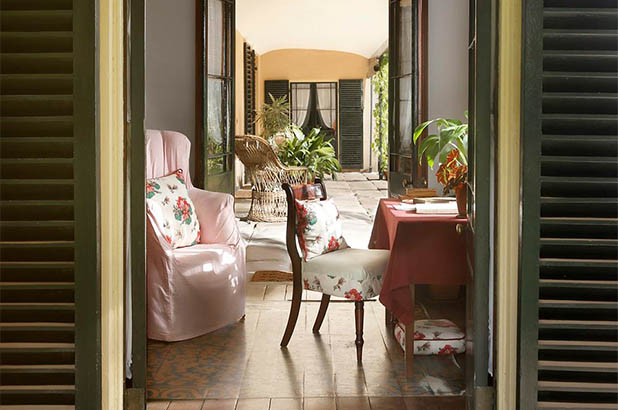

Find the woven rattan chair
[[235, 135, 309, 222]]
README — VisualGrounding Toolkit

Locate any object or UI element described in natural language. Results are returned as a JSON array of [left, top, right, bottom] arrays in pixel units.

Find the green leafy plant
[[278, 128, 342, 179], [255, 93, 291, 140], [371, 53, 389, 174], [413, 113, 468, 168]]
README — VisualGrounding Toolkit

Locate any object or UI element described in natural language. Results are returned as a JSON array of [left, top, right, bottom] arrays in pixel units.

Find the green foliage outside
[[371, 53, 389, 174], [413, 112, 469, 168], [277, 128, 342, 180]]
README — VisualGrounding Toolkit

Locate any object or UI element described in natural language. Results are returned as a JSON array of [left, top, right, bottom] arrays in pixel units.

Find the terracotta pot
[[455, 184, 467, 217]]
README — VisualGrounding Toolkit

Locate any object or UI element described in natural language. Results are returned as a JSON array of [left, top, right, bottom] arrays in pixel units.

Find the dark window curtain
[[300, 83, 332, 134], [291, 82, 338, 154]]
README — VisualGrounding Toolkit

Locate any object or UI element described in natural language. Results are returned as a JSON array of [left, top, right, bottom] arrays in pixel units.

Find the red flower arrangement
[[435, 149, 468, 195]]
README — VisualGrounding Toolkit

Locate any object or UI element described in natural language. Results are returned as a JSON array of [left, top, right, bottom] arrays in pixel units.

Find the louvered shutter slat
[[339, 79, 363, 169], [264, 80, 289, 103], [530, 3, 618, 408], [0, 0, 76, 406]]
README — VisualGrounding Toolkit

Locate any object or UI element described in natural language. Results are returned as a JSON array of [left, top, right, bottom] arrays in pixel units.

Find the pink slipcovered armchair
[[146, 130, 246, 342]]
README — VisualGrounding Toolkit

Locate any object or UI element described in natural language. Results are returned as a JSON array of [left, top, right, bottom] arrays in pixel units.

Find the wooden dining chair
[[280, 181, 390, 363]]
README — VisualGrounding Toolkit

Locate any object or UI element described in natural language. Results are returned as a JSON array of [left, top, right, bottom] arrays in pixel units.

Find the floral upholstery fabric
[[394, 319, 466, 355], [295, 198, 348, 261], [301, 248, 389, 300], [146, 169, 201, 249]]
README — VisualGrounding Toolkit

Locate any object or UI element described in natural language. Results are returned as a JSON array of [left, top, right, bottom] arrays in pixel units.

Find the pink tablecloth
[[369, 199, 467, 324]]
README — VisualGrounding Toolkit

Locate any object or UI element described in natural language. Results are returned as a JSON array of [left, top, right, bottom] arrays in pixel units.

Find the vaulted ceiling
[[236, 0, 388, 58]]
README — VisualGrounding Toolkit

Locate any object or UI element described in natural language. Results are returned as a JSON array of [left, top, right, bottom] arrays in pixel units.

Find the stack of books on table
[[398, 188, 437, 200]]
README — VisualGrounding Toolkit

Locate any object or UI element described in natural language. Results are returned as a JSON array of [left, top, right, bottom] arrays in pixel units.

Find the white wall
[[427, 0, 469, 192], [145, 0, 196, 175]]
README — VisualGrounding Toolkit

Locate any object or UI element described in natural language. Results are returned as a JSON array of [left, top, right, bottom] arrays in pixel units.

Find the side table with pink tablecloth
[[369, 198, 468, 376]]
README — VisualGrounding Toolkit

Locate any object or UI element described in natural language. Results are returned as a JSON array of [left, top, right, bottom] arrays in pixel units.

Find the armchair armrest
[[189, 188, 244, 247]]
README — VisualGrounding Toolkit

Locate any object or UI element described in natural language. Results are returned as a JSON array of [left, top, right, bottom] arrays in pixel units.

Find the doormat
[[251, 270, 293, 282]]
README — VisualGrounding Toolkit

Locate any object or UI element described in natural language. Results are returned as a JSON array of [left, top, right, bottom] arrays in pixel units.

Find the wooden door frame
[[74, 0, 103, 407], [465, 0, 496, 408], [388, 0, 429, 195], [195, 0, 236, 193], [126, 0, 147, 405], [517, 0, 541, 408]]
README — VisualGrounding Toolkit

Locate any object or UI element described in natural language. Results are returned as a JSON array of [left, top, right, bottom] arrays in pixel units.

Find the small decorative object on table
[[399, 187, 437, 201], [413, 113, 469, 217]]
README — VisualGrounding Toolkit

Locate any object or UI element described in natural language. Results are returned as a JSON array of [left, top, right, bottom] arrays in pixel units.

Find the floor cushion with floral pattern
[[393, 319, 465, 355], [294, 198, 348, 261], [301, 248, 390, 300], [146, 169, 201, 249]]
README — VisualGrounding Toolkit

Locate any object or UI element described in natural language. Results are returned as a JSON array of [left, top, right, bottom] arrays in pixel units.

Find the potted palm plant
[[413, 114, 468, 216], [255, 93, 291, 143]]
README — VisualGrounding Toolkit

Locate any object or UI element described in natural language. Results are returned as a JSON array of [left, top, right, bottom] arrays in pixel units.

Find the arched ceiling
[[236, 0, 388, 58]]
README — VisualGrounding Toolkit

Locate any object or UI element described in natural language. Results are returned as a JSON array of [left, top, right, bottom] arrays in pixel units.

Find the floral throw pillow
[[146, 169, 201, 249], [295, 198, 348, 261]]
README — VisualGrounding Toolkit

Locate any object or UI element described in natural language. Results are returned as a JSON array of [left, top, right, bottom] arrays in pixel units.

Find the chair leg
[[313, 294, 330, 333], [280, 282, 303, 347], [385, 308, 393, 328], [405, 284, 415, 377], [355, 300, 364, 364]]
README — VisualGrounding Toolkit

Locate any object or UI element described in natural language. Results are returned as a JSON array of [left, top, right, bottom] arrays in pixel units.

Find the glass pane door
[[199, 0, 235, 193], [389, 0, 415, 195], [388, 0, 426, 196]]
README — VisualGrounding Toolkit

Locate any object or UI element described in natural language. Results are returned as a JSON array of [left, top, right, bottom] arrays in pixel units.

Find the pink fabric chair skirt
[[147, 220, 246, 341]]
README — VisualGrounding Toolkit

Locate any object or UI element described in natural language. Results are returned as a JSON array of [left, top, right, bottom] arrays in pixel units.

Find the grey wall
[[146, 0, 196, 176], [427, 0, 469, 192]]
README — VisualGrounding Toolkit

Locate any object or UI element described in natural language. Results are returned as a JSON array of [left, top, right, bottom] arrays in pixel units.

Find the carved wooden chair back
[[282, 180, 327, 280]]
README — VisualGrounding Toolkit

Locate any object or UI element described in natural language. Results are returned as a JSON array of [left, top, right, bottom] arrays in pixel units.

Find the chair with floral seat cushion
[[280, 181, 390, 363]]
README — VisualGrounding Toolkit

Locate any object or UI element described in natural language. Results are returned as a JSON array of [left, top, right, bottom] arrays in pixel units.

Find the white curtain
[[317, 86, 335, 129], [292, 87, 311, 127]]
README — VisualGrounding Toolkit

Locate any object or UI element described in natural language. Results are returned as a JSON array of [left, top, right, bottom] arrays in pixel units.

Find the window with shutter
[[339, 79, 364, 169], [0, 0, 100, 407], [264, 80, 289, 104], [520, 1, 618, 409]]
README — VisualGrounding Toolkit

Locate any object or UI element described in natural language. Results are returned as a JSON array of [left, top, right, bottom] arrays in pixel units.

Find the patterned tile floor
[[148, 283, 466, 409]]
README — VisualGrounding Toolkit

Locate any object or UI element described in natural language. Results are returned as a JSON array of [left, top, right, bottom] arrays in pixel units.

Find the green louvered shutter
[[264, 79, 289, 104], [244, 43, 256, 135], [520, 1, 618, 409], [339, 79, 363, 169], [0, 0, 100, 407]]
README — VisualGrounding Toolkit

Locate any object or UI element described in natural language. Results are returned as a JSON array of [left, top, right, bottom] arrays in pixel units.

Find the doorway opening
[[130, 1, 491, 408]]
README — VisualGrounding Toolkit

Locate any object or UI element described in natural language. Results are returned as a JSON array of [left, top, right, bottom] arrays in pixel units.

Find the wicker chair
[[235, 135, 309, 222]]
